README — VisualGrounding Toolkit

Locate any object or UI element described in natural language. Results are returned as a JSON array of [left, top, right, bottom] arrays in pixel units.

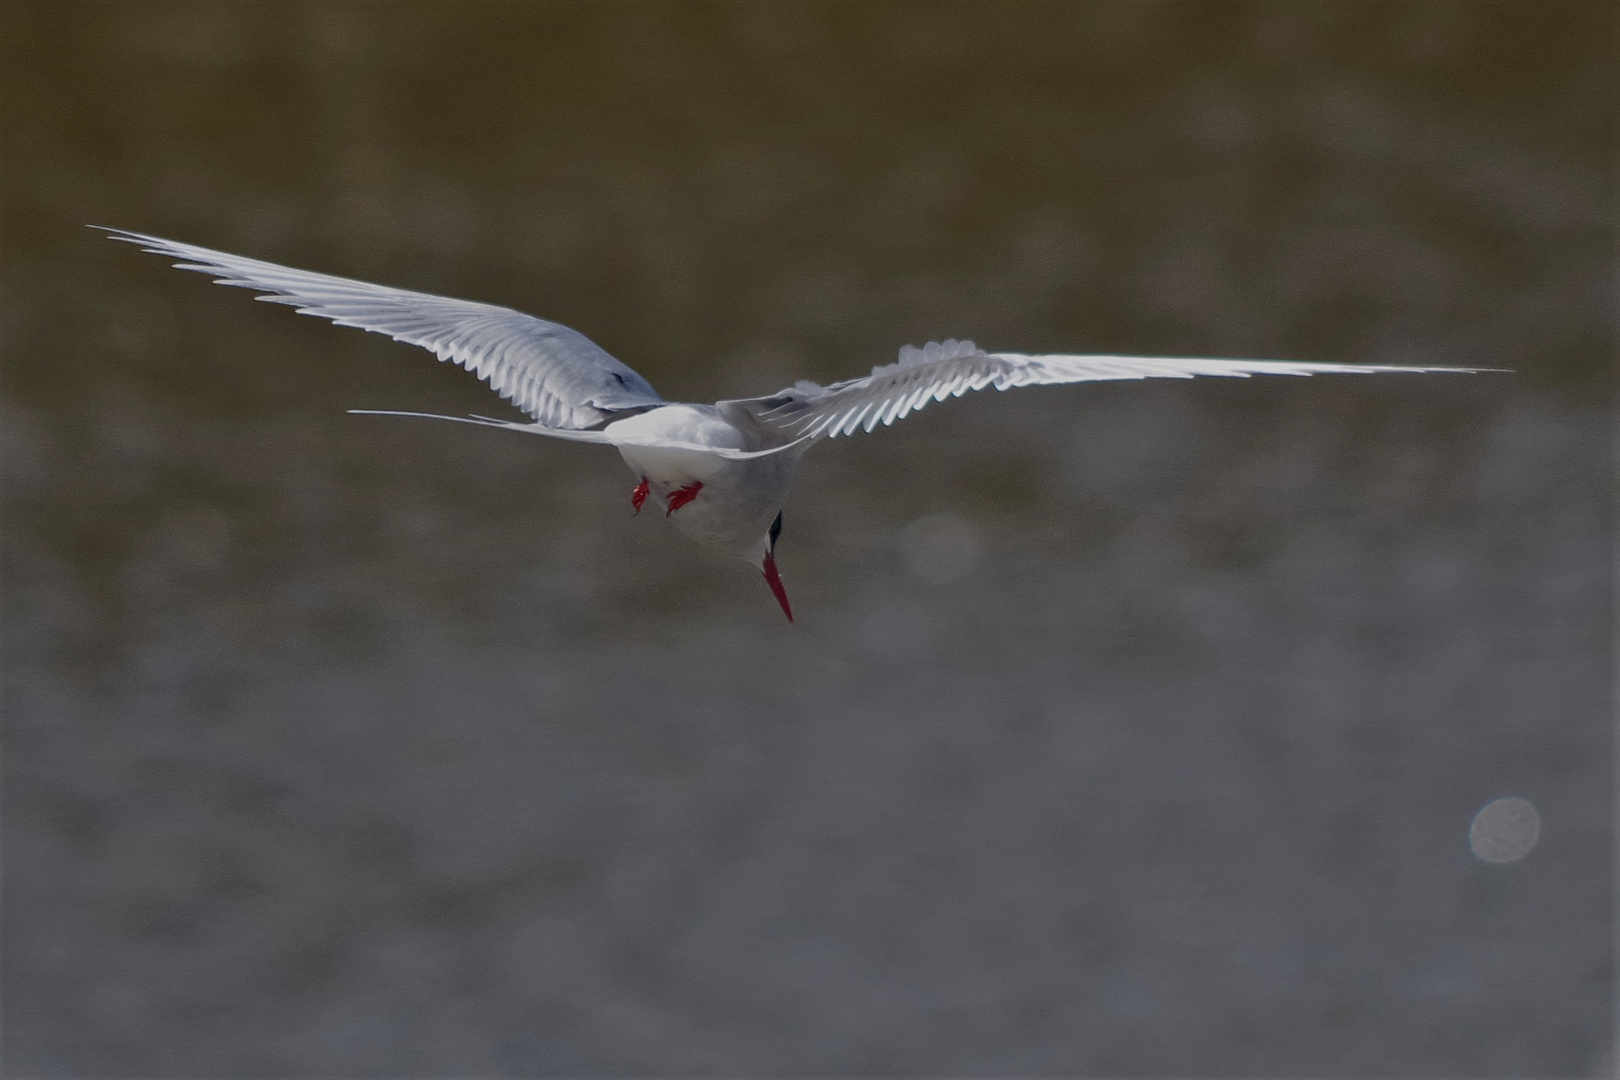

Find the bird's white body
[[101, 227, 1489, 620], [609, 404, 807, 560]]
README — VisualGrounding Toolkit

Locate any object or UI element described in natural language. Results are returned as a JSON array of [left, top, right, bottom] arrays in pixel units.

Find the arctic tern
[[102, 227, 1486, 621]]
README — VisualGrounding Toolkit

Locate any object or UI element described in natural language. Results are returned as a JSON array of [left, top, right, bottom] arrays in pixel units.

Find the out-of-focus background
[[3, 2, 1612, 1075]]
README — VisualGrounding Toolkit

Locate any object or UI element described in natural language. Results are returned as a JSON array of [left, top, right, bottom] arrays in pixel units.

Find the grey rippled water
[[4, 3, 1612, 1075]]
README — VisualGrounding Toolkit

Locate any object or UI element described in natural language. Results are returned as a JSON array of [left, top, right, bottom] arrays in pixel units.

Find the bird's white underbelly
[[608, 405, 800, 558]]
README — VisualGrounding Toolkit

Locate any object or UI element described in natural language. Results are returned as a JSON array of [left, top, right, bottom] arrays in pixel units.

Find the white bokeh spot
[[1468, 797, 1540, 863]]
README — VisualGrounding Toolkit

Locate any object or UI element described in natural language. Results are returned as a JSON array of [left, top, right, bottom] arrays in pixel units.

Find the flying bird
[[101, 227, 1486, 621]]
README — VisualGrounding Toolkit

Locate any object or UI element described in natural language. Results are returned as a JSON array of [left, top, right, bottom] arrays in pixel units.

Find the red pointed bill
[[762, 554, 793, 623]]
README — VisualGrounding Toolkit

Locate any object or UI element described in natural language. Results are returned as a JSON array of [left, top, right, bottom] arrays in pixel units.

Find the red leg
[[666, 481, 704, 516], [631, 477, 649, 514]]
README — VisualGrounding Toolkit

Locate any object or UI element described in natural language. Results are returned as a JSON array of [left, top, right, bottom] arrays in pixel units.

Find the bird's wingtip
[[93, 225, 162, 249]]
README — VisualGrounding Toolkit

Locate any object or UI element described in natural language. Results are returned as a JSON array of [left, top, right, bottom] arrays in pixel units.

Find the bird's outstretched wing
[[732, 339, 1490, 440], [99, 227, 665, 430]]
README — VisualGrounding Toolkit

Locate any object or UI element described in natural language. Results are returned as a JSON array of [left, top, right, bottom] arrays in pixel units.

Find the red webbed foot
[[666, 481, 704, 516], [631, 477, 650, 514]]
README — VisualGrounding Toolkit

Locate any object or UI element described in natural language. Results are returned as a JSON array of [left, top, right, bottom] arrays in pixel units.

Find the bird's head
[[747, 510, 793, 623]]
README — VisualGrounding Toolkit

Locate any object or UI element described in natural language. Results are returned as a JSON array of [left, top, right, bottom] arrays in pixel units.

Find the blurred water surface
[[3, 2, 1613, 1075]]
